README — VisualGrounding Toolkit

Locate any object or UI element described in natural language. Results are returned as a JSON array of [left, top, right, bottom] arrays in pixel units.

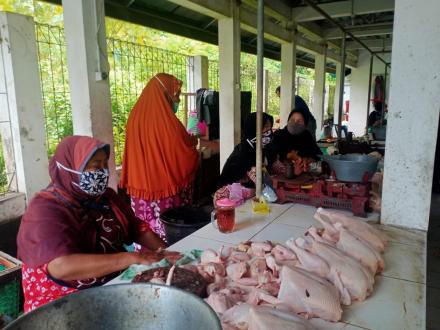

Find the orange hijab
[[119, 73, 198, 200]]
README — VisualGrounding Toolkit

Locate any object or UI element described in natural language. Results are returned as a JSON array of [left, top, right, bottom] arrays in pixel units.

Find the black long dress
[[217, 112, 273, 188], [272, 127, 322, 161]]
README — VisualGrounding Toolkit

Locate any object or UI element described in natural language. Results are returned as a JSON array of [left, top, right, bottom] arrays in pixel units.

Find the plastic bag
[[262, 184, 277, 203], [252, 197, 270, 214]]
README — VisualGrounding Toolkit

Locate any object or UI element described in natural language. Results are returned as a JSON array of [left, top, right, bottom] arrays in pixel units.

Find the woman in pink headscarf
[[17, 136, 180, 312]]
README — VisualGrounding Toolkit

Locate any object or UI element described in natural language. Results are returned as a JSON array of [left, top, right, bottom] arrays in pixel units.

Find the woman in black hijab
[[217, 112, 274, 188], [272, 108, 322, 171]]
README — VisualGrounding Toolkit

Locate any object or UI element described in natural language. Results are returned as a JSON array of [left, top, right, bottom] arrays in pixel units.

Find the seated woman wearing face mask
[[17, 136, 181, 312], [215, 113, 274, 201], [271, 108, 322, 175]]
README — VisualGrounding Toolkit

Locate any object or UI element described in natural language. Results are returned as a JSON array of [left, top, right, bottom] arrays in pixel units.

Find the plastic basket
[[0, 252, 21, 319]]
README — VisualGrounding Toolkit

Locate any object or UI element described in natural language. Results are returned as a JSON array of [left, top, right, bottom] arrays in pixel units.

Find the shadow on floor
[[427, 194, 440, 329]]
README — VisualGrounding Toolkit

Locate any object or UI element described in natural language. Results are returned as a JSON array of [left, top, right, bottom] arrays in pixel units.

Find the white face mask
[[56, 161, 109, 196]]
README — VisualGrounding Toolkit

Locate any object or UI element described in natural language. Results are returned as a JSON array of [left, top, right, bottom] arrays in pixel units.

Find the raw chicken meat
[[265, 254, 281, 277], [296, 236, 373, 304], [230, 251, 251, 263], [248, 306, 316, 330], [247, 288, 282, 305], [314, 208, 387, 252], [332, 223, 384, 274], [197, 262, 226, 277], [248, 241, 273, 257], [277, 266, 342, 322], [222, 304, 316, 330], [271, 244, 297, 262], [205, 287, 246, 314], [249, 258, 268, 278], [226, 262, 248, 280], [201, 248, 224, 264], [221, 303, 252, 329], [286, 238, 330, 278]]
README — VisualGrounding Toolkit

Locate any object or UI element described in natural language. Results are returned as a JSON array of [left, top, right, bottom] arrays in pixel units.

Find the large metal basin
[[5, 284, 221, 330], [322, 154, 378, 182]]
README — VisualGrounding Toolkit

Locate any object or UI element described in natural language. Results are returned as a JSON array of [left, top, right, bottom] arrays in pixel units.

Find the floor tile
[[375, 224, 426, 248], [381, 242, 426, 284], [310, 319, 370, 330], [342, 276, 425, 330]]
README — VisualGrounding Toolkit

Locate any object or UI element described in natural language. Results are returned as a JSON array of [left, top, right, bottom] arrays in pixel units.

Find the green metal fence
[[33, 23, 331, 167], [35, 23, 72, 157], [107, 38, 192, 165]]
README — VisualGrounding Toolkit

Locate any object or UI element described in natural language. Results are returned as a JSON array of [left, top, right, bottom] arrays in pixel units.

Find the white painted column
[[280, 39, 296, 126], [218, 0, 241, 170], [349, 50, 390, 136], [187, 55, 209, 111], [62, 0, 117, 188], [333, 62, 342, 125], [187, 55, 209, 92], [313, 53, 326, 139], [382, 0, 440, 231], [0, 12, 50, 200]]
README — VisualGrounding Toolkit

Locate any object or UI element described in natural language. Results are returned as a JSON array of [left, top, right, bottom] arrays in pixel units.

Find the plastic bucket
[[160, 206, 212, 245]]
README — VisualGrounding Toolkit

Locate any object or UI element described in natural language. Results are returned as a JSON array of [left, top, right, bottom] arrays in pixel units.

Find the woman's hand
[[293, 158, 304, 176], [134, 249, 182, 265]]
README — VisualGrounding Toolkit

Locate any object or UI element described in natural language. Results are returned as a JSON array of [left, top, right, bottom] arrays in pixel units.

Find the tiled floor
[[427, 194, 440, 329]]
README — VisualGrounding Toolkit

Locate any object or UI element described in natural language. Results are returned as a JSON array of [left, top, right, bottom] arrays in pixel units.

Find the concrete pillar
[[218, 0, 241, 170], [349, 50, 390, 136], [0, 12, 50, 200], [187, 55, 209, 92], [280, 39, 296, 126], [62, 0, 117, 188], [382, 0, 440, 231], [333, 62, 342, 125], [187, 55, 209, 112], [313, 53, 326, 139]]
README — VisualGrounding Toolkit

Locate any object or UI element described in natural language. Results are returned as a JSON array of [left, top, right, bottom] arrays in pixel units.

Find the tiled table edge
[[191, 203, 295, 243]]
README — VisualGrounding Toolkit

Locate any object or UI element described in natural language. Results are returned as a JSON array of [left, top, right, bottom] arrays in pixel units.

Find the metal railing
[[35, 23, 72, 157], [107, 38, 193, 165]]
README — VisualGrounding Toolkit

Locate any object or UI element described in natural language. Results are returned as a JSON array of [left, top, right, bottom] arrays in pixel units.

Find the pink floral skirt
[[130, 186, 193, 241]]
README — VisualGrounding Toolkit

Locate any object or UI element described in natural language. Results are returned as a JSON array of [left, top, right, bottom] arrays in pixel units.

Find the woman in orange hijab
[[120, 73, 199, 241]]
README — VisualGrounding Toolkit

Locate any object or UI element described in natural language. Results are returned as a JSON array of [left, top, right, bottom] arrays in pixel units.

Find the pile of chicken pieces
[[194, 207, 387, 330]]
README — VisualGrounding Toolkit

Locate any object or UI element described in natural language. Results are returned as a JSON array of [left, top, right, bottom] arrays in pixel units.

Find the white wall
[[348, 50, 390, 136], [381, 0, 440, 231]]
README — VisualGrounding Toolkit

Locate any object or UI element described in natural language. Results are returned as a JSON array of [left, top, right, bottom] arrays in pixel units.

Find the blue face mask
[[57, 162, 109, 196], [172, 102, 179, 113]]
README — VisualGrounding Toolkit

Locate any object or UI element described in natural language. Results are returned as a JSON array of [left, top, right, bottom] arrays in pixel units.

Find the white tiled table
[[169, 201, 427, 330]]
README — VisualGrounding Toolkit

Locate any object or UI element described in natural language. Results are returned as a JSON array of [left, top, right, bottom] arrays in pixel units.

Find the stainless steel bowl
[[5, 284, 221, 330], [321, 154, 378, 182]]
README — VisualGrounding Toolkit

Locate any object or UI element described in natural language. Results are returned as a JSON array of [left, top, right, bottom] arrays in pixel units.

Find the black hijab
[[217, 112, 273, 187]]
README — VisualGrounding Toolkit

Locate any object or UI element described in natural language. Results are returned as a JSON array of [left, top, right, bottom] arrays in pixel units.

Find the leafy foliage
[[0, 0, 336, 192]]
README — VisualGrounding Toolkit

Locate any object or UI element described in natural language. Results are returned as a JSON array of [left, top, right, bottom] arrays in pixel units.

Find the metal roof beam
[[240, 0, 357, 63], [346, 38, 392, 51], [324, 26, 393, 40], [166, 0, 230, 19], [293, 0, 395, 22]]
